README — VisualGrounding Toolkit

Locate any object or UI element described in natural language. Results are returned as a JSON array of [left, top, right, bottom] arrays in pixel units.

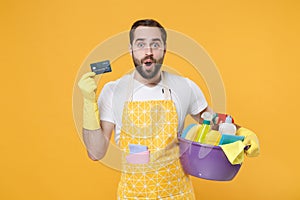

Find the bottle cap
[[225, 115, 232, 123]]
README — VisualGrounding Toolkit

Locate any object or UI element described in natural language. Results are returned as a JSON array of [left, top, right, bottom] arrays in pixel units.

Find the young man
[[78, 19, 259, 199]]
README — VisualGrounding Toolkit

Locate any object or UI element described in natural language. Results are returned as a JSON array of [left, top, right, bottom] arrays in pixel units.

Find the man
[[78, 19, 259, 199]]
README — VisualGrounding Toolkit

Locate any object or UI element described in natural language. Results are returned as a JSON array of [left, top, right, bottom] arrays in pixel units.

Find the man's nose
[[145, 46, 153, 56]]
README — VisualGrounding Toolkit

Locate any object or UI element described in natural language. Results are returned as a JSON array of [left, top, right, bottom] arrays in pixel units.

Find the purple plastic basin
[[178, 137, 242, 181]]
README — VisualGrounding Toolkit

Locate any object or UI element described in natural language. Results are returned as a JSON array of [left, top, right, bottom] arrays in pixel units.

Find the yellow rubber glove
[[78, 72, 100, 130], [236, 127, 260, 157]]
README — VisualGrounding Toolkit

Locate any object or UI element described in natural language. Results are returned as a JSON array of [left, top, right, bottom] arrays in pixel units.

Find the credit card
[[90, 60, 112, 75]]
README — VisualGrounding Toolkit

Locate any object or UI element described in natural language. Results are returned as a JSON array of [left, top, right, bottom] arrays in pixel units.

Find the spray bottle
[[195, 112, 213, 143]]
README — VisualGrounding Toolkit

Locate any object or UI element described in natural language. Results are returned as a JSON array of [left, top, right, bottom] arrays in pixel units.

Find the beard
[[132, 53, 165, 80]]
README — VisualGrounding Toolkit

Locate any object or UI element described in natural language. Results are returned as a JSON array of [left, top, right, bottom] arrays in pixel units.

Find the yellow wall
[[1, 0, 300, 199]]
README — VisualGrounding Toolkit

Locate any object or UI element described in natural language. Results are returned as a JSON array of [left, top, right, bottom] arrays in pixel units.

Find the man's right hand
[[78, 72, 97, 102]]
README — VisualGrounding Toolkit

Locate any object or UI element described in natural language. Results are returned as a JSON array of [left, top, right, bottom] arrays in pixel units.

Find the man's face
[[131, 26, 166, 80]]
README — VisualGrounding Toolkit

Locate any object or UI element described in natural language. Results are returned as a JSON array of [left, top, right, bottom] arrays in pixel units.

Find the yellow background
[[1, 0, 300, 199]]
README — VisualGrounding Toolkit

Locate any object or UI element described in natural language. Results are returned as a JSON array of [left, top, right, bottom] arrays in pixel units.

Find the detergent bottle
[[218, 115, 236, 135], [195, 112, 212, 143]]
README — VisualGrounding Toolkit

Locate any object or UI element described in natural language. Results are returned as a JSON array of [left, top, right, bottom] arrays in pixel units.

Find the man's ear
[[164, 43, 167, 53], [129, 44, 132, 55]]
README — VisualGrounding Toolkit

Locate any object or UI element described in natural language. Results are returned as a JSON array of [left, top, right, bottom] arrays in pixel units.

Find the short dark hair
[[129, 19, 167, 45]]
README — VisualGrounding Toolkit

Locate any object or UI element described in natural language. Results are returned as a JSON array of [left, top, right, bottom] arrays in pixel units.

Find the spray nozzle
[[201, 112, 213, 125]]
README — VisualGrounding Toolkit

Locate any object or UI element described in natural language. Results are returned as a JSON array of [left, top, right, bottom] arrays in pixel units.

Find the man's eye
[[152, 43, 160, 48], [137, 43, 145, 48]]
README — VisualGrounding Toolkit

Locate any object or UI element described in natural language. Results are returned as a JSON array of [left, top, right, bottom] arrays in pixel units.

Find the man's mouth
[[144, 61, 153, 66], [143, 59, 154, 68]]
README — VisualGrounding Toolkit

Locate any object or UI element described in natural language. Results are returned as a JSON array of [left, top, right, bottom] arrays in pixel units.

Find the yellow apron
[[117, 74, 195, 200]]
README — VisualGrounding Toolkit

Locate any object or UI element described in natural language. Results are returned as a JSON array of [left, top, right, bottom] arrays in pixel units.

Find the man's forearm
[[82, 128, 109, 161]]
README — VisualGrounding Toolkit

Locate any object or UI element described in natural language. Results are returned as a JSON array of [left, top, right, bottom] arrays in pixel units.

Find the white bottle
[[218, 115, 236, 135]]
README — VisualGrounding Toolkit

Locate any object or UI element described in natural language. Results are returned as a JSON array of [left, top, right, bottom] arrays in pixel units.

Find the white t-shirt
[[98, 71, 208, 144]]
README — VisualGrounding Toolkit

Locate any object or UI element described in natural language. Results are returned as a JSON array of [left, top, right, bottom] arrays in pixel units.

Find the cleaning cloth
[[220, 141, 245, 165]]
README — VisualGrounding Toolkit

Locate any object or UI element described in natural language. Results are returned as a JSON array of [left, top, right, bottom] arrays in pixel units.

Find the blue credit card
[[90, 60, 112, 74]]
